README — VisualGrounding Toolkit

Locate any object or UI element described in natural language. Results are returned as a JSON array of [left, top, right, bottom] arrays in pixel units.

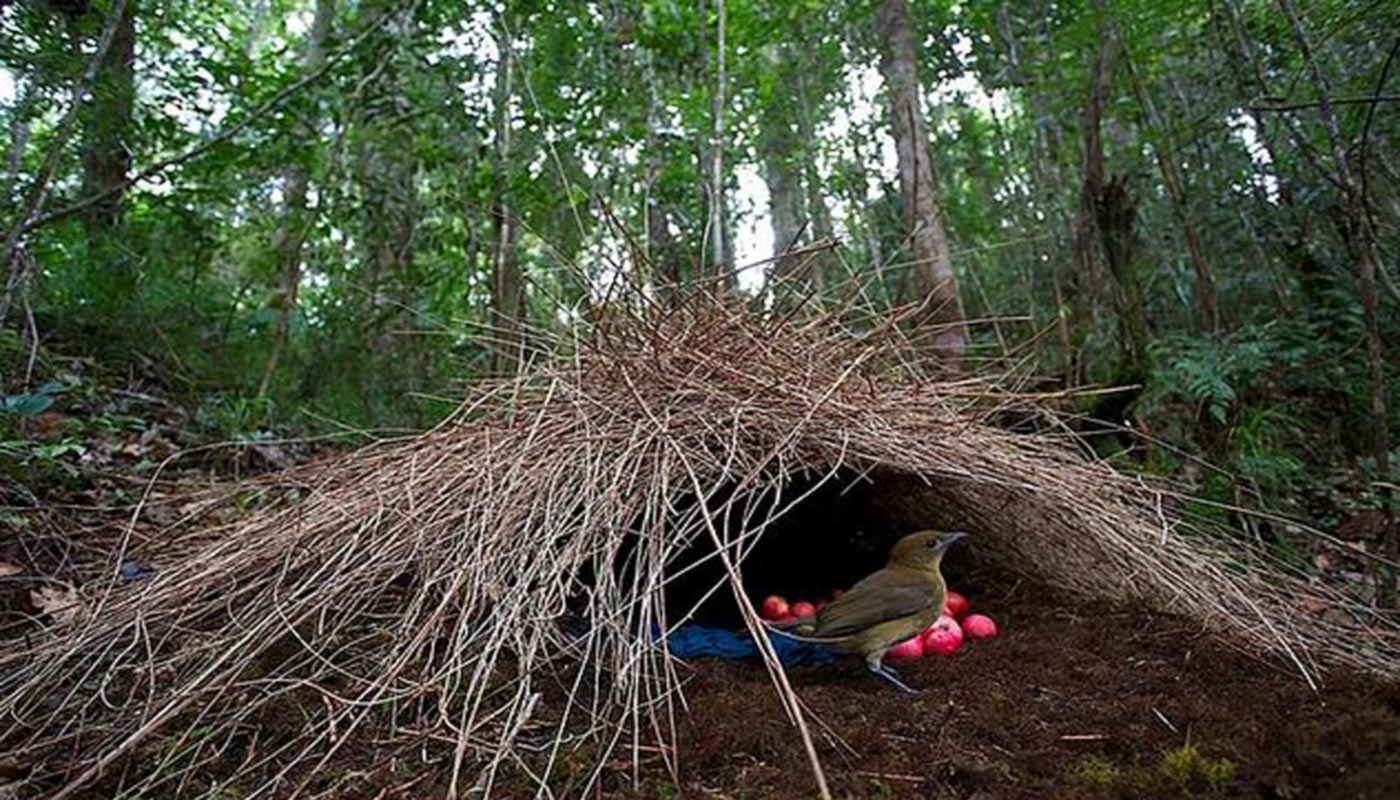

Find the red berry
[[962, 614, 999, 640], [760, 595, 790, 621], [886, 636, 924, 662], [921, 615, 964, 656], [944, 590, 971, 619]]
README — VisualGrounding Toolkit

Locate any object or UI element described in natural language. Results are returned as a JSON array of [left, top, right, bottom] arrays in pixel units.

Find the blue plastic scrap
[[119, 560, 153, 584], [659, 624, 837, 665]]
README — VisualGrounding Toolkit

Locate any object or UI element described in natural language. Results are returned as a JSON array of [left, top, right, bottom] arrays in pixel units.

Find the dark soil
[[643, 585, 1400, 799]]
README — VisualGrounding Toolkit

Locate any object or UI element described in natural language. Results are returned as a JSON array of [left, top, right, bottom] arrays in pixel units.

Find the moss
[[1158, 745, 1237, 791], [1067, 746, 1241, 798], [1068, 754, 1123, 789]]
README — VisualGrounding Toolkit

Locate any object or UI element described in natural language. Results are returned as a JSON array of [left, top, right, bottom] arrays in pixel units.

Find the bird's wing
[[810, 569, 937, 639]]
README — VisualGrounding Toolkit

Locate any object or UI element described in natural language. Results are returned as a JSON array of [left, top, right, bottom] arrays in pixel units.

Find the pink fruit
[[886, 636, 924, 662], [944, 590, 971, 619], [791, 601, 817, 619], [760, 596, 789, 621], [922, 615, 964, 656], [962, 613, 999, 640]]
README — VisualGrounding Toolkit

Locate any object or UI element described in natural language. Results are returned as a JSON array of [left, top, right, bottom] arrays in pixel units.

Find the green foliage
[[0, 0, 1393, 527], [192, 393, 279, 441], [1138, 321, 1353, 501], [1144, 323, 1312, 427]]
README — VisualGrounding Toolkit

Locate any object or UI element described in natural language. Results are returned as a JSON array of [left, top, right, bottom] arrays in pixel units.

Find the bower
[[3, 300, 1391, 798]]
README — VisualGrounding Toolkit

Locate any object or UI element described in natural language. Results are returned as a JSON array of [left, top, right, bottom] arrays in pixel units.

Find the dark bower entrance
[[662, 469, 981, 628]]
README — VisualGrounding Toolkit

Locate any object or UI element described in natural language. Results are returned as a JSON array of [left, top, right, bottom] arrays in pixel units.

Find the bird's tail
[[762, 619, 847, 644]]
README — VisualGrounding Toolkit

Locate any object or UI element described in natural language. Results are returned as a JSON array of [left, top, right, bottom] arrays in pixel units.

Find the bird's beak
[[939, 531, 969, 550]]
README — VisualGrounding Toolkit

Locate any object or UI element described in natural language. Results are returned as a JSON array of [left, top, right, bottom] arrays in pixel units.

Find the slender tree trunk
[[76, 0, 138, 314], [997, 1, 1074, 378], [646, 197, 680, 305], [1220, 0, 1296, 209], [876, 0, 966, 367], [1209, 0, 1296, 312], [1123, 54, 1219, 332], [793, 66, 831, 294], [258, 0, 335, 396], [354, 0, 421, 404], [2, 88, 33, 206], [1277, 0, 1393, 564], [844, 121, 883, 272], [79, 0, 136, 246], [702, 0, 730, 286], [642, 57, 681, 306], [490, 23, 523, 374]]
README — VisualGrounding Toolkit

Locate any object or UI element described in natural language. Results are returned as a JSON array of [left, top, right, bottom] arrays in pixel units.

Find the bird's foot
[[868, 662, 919, 694]]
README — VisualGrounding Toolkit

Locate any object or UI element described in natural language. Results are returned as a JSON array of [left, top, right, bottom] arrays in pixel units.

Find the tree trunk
[[1277, 0, 1393, 565], [1067, 10, 1118, 386], [1097, 176, 1146, 384], [1074, 6, 1149, 391], [490, 23, 523, 374], [876, 0, 966, 367], [764, 153, 803, 287], [258, 0, 335, 397], [759, 58, 805, 301]]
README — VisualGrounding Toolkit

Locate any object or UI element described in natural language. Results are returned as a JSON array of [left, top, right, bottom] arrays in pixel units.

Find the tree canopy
[[2, 0, 1396, 527]]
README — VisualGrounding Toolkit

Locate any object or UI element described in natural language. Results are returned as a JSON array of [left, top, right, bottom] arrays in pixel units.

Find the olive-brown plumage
[[769, 529, 966, 693]]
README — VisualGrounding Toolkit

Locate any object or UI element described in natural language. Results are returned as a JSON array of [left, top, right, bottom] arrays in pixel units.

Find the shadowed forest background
[[1, 0, 1397, 579]]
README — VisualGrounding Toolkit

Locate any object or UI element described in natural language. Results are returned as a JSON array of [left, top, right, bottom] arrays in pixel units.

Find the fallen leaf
[[0, 562, 22, 578], [1298, 594, 1328, 615], [29, 583, 84, 627]]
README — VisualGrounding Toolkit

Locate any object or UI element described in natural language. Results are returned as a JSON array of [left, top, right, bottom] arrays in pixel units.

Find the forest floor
[[4, 346, 1399, 799], [639, 581, 1400, 799]]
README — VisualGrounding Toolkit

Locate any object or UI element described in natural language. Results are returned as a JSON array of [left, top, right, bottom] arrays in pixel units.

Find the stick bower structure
[[3, 299, 1396, 798]]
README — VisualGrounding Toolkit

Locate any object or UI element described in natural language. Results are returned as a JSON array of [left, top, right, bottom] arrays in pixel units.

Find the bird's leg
[[865, 655, 918, 694]]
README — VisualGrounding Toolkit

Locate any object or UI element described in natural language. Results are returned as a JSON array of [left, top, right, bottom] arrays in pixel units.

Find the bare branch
[[1251, 94, 1400, 112]]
